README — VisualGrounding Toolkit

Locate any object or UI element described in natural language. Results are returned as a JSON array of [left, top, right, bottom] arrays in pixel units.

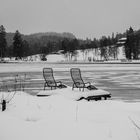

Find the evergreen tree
[[7, 45, 14, 58], [22, 40, 30, 57], [13, 30, 23, 59], [69, 39, 79, 60], [132, 35, 139, 59], [0, 25, 7, 59], [125, 27, 134, 59], [99, 36, 109, 60], [61, 39, 69, 54]]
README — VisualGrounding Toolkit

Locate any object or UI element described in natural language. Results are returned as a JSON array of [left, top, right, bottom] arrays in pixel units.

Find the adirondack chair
[[70, 68, 96, 91], [43, 68, 62, 90]]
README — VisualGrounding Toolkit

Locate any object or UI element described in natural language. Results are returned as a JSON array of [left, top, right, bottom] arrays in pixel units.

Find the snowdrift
[[0, 89, 140, 140], [37, 85, 111, 101]]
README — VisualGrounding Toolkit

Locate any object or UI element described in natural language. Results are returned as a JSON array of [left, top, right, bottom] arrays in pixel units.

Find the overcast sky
[[0, 0, 140, 39]]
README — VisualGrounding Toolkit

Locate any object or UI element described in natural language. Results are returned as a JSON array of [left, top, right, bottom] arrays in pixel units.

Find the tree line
[[124, 27, 140, 60], [0, 25, 140, 61]]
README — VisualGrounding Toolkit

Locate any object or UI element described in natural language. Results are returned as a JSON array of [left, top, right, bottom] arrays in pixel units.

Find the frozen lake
[[1, 62, 140, 140], [0, 62, 140, 102]]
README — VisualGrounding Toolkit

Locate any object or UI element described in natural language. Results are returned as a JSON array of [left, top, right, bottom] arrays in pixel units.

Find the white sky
[[0, 0, 140, 39]]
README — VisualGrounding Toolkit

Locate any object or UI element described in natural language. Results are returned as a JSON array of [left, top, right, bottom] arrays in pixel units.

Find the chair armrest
[[75, 82, 81, 85]]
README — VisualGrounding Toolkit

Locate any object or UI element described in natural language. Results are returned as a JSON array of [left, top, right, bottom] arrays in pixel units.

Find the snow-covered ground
[[0, 90, 140, 140], [0, 63, 140, 140], [3, 47, 128, 63]]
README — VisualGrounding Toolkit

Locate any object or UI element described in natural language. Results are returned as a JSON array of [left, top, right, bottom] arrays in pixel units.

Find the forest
[[0, 25, 140, 61]]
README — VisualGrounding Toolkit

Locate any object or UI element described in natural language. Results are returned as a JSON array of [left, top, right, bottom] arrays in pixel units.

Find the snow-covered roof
[[118, 37, 127, 41]]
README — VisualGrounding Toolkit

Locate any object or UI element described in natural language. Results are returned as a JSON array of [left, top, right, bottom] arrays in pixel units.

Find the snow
[[0, 89, 140, 140], [0, 63, 140, 140], [3, 47, 127, 63], [37, 86, 110, 100], [47, 54, 65, 62]]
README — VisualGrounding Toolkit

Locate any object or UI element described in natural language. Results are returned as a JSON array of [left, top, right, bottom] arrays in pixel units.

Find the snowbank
[[0, 90, 140, 140], [37, 86, 110, 100]]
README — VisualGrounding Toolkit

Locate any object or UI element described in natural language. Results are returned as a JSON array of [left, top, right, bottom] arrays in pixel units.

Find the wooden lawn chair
[[43, 68, 62, 90], [70, 68, 92, 91]]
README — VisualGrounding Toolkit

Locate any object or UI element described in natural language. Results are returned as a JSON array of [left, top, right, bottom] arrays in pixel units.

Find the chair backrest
[[43, 68, 56, 86], [70, 68, 84, 86]]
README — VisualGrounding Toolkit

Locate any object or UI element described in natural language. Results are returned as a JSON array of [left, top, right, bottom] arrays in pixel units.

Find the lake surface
[[0, 62, 140, 102]]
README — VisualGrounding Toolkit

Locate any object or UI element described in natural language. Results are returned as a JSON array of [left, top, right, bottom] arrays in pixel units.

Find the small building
[[116, 37, 127, 59], [116, 37, 127, 46]]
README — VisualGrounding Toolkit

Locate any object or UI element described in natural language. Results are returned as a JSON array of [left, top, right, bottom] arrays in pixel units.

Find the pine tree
[[0, 25, 7, 59], [22, 40, 30, 57], [13, 30, 23, 59], [125, 27, 134, 59]]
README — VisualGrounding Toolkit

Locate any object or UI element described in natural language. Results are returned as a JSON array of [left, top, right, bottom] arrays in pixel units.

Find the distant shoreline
[[1, 61, 140, 65]]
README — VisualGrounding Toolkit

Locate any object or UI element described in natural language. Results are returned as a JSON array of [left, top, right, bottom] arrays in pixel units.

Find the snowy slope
[[5, 47, 126, 63]]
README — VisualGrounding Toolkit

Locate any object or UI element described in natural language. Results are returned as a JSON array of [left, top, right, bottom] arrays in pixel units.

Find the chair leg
[[44, 83, 46, 90], [72, 84, 74, 90]]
